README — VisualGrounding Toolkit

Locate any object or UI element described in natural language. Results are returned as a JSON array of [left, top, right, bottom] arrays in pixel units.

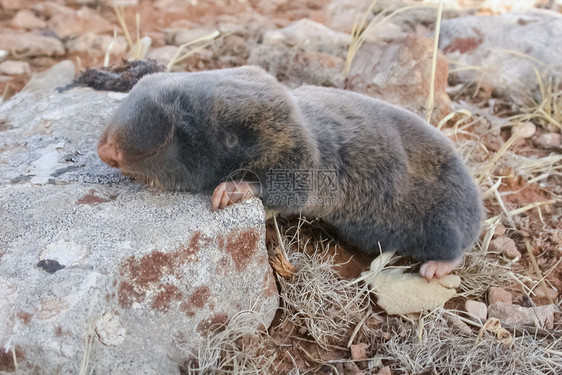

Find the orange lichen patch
[[189, 286, 211, 309], [179, 301, 194, 317], [226, 229, 260, 272], [16, 311, 33, 325], [76, 189, 110, 206], [118, 231, 212, 309], [196, 313, 229, 334], [151, 284, 183, 312], [216, 256, 230, 277], [121, 251, 171, 288], [117, 280, 146, 308], [0, 347, 24, 373], [188, 231, 213, 254], [217, 234, 225, 250], [179, 286, 211, 317], [443, 31, 483, 54], [54, 325, 70, 337]]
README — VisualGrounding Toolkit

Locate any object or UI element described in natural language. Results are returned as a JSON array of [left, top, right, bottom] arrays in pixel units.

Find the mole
[[97, 66, 482, 280]]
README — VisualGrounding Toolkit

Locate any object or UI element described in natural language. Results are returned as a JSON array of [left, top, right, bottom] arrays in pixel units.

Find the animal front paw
[[419, 257, 463, 281], [211, 181, 257, 211]]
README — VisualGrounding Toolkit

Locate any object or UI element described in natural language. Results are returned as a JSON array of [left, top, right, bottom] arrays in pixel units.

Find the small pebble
[[511, 122, 536, 139], [489, 236, 521, 259], [350, 343, 368, 361], [534, 132, 561, 149], [488, 286, 513, 305], [464, 300, 487, 322], [493, 224, 506, 236]]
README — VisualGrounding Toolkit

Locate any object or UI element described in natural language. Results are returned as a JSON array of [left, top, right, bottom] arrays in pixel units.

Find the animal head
[[98, 66, 302, 192]]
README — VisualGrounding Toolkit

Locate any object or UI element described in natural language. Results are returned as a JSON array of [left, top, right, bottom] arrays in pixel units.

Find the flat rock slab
[[0, 62, 279, 374], [440, 10, 562, 105]]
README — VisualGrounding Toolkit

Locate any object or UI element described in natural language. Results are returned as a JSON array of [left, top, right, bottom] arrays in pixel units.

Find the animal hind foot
[[419, 257, 463, 281]]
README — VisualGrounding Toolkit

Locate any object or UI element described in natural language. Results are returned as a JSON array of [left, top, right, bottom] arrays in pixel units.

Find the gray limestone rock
[[0, 61, 279, 374], [439, 10, 562, 106]]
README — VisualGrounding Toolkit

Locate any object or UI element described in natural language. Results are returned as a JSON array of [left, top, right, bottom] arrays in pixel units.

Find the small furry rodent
[[98, 66, 482, 280]]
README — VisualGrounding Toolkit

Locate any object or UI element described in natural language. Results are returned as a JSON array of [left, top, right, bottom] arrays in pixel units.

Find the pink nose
[[98, 142, 121, 168]]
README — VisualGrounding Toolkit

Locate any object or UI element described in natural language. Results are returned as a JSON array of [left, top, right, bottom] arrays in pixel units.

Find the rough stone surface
[[489, 236, 521, 259], [326, 0, 372, 33], [0, 60, 31, 75], [464, 300, 487, 322], [146, 45, 180, 66], [66, 32, 128, 55], [367, 270, 460, 315], [0, 61, 279, 374], [248, 19, 348, 89], [534, 132, 561, 149], [249, 19, 450, 123], [48, 7, 114, 38], [1, 0, 33, 10], [347, 36, 451, 123], [488, 303, 555, 330], [0, 33, 65, 58], [261, 18, 351, 55], [10, 9, 47, 29], [488, 286, 513, 305], [31, 1, 75, 18], [440, 11, 562, 105]]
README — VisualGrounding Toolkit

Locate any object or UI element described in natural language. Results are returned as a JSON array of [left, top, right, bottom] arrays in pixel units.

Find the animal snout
[[97, 141, 122, 169]]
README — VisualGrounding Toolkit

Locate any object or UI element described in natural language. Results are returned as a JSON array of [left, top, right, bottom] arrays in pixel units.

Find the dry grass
[[182, 310, 276, 374], [166, 31, 221, 72], [191, 219, 562, 373], [110, 3, 150, 61], [275, 239, 373, 349], [378, 311, 562, 374], [425, 0, 444, 123]]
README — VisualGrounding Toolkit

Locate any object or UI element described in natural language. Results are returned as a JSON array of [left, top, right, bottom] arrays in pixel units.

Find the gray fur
[[99, 66, 482, 262]]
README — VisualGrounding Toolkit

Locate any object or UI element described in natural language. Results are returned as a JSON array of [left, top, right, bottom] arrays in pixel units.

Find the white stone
[[0, 33, 64, 57], [0, 60, 31, 75], [511, 122, 536, 139], [464, 300, 487, 322]]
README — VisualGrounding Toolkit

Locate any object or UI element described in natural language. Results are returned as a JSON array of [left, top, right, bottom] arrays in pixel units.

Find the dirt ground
[[1, 0, 560, 374]]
